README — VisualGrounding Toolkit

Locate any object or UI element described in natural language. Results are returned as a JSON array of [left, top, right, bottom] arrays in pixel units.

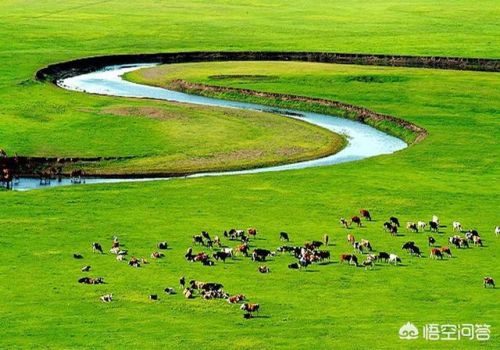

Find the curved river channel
[[13, 64, 407, 190]]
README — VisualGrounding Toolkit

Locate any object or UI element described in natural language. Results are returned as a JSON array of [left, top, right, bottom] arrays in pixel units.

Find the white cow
[[417, 221, 426, 231], [432, 215, 439, 226], [452, 221, 462, 232], [100, 294, 113, 303], [495, 226, 500, 236], [221, 247, 233, 256], [389, 254, 401, 266]]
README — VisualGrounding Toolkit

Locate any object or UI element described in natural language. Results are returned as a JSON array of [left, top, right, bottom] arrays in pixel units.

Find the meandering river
[[12, 64, 406, 190]]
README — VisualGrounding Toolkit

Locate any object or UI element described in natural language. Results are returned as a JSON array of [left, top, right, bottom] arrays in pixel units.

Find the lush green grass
[[0, 1, 499, 349]]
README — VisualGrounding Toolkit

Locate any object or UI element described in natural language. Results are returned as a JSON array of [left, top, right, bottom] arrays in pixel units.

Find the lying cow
[[258, 266, 270, 273], [100, 294, 113, 303], [228, 294, 245, 303], [157, 241, 168, 250]]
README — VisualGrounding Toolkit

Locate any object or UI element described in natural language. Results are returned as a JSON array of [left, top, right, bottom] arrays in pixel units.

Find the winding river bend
[[12, 64, 406, 190]]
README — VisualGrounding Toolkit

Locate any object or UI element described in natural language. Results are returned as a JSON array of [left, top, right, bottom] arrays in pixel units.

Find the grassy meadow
[[0, 0, 499, 349]]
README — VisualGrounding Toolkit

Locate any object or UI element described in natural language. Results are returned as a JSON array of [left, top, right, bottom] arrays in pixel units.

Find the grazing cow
[[100, 294, 113, 303], [248, 228, 257, 237], [428, 236, 436, 246], [149, 294, 158, 301], [452, 221, 462, 232], [128, 257, 140, 268], [316, 250, 331, 261], [73, 253, 83, 259], [408, 245, 422, 257], [92, 242, 103, 254], [221, 247, 233, 256], [323, 234, 329, 246], [157, 242, 168, 250], [406, 222, 418, 233], [81, 265, 91, 272], [339, 218, 349, 229], [402, 241, 415, 252], [390, 217, 400, 227], [360, 239, 372, 251], [213, 251, 230, 262], [228, 294, 245, 303], [151, 252, 164, 259], [495, 227, 500, 236], [201, 231, 211, 241], [383, 222, 397, 235], [340, 254, 358, 266], [193, 235, 204, 245], [483, 277, 495, 288], [235, 244, 249, 257], [347, 234, 356, 245], [389, 225, 398, 236], [288, 262, 300, 269], [417, 221, 426, 231], [388, 254, 401, 265], [164, 287, 176, 295], [440, 246, 452, 257], [362, 259, 374, 270], [258, 266, 270, 273], [473, 236, 483, 247], [429, 221, 439, 232], [353, 241, 364, 254], [360, 209, 372, 221], [183, 288, 194, 299], [430, 248, 443, 259], [280, 232, 290, 241], [351, 216, 362, 227], [378, 252, 390, 262], [252, 249, 273, 262], [179, 276, 185, 288], [432, 215, 440, 226], [240, 303, 260, 313], [213, 236, 222, 247]]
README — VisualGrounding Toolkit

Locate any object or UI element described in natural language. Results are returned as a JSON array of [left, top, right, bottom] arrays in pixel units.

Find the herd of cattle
[[76, 209, 497, 318]]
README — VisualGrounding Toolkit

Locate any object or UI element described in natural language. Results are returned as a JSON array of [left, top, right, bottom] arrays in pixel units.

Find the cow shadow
[[318, 261, 336, 266]]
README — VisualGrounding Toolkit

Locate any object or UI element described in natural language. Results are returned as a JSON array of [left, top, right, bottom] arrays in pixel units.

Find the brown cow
[[440, 246, 452, 257], [360, 209, 372, 221], [240, 303, 260, 313], [248, 228, 257, 237], [483, 277, 495, 288], [351, 216, 362, 227], [347, 234, 355, 245], [430, 248, 443, 259], [235, 244, 249, 256]]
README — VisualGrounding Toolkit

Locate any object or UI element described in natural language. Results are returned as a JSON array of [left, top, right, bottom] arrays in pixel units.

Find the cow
[[388, 254, 401, 265], [116, 254, 125, 261], [100, 294, 113, 303], [201, 231, 211, 241], [360, 209, 372, 221], [340, 218, 349, 229], [340, 254, 358, 266], [179, 276, 185, 288], [408, 245, 422, 257], [430, 248, 443, 259], [351, 216, 362, 227], [417, 221, 427, 231], [128, 257, 140, 267], [495, 227, 500, 237], [360, 239, 372, 251], [79, 277, 104, 284], [81, 265, 91, 272], [428, 236, 436, 246], [149, 294, 158, 301], [157, 242, 168, 250], [323, 234, 329, 246], [429, 221, 439, 232], [353, 241, 364, 254], [378, 252, 390, 262], [452, 221, 462, 232], [483, 277, 495, 288], [440, 246, 452, 257], [389, 217, 400, 227], [183, 288, 194, 299], [109, 247, 120, 254], [193, 235, 204, 245], [92, 242, 103, 254], [316, 250, 330, 261], [221, 247, 233, 257], [288, 262, 300, 269], [164, 287, 176, 295], [347, 234, 355, 245], [248, 228, 257, 237], [213, 251, 230, 262], [473, 236, 483, 247], [202, 259, 215, 266], [402, 241, 415, 252], [384, 222, 397, 235], [228, 294, 245, 303], [406, 222, 418, 233], [280, 232, 290, 241], [252, 249, 274, 262], [258, 266, 270, 273], [432, 215, 440, 226], [235, 244, 249, 256], [240, 303, 260, 313], [213, 236, 222, 247], [362, 259, 374, 270], [73, 253, 83, 259], [151, 251, 164, 259]]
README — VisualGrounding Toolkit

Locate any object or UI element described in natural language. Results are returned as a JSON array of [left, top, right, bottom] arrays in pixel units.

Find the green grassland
[[0, 0, 499, 349]]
